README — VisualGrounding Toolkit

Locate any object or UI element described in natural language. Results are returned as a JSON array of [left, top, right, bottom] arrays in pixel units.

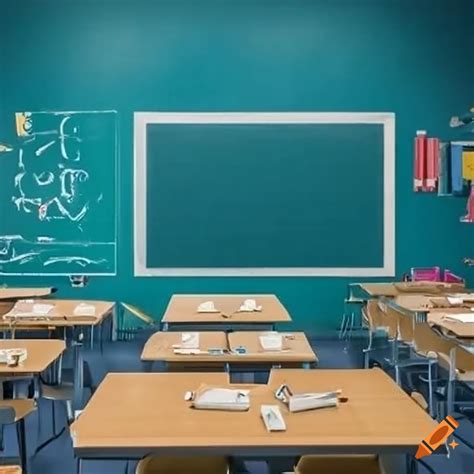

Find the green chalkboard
[[136, 113, 393, 276], [0, 111, 117, 275]]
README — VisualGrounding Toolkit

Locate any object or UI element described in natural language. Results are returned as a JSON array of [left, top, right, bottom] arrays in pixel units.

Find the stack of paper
[[192, 388, 250, 411], [259, 333, 283, 351]]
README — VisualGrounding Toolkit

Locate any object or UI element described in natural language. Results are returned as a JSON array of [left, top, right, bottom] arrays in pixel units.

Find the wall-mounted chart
[[0, 110, 118, 275]]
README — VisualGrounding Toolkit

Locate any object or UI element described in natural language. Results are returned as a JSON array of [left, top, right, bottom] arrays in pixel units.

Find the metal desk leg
[[162, 322, 169, 332], [90, 325, 94, 350], [17, 418, 27, 474], [73, 341, 84, 412], [302, 362, 311, 370], [76, 457, 83, 474]]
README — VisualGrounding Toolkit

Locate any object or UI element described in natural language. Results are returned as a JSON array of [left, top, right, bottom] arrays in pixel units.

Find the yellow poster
[[462, 151, 474, 180]]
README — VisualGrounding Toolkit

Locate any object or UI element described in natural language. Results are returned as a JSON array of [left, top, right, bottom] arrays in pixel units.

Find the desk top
[[428, 312, 474, 340], [162, 295, 291, 324], [0, 287, 54, 301], [228, 332, 317, 363], [0, 339, 65, 374], [1, 300, 114, 327], [71, 369, 435, 457], [141, 331, 316, 364], [360, 282, 465, 298]]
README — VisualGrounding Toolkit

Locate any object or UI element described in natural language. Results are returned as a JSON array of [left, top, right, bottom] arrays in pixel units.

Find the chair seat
[[0, 466, 22, 474], [41, 383, 74, 401], [0, 399, 36, 421], [135, 456, 228, 474], [295, 455, 382, 474]]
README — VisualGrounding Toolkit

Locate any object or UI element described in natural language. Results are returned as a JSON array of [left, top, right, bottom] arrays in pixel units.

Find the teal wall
[[0, 0, 473, 331]]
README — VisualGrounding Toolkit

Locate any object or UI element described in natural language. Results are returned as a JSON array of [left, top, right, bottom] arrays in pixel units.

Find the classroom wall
[[1, 0, 473, 331]]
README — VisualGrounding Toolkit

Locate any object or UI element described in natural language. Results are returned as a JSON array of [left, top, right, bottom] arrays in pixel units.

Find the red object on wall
[[425, 137, 439, 192], [414, 130, 427, 192]]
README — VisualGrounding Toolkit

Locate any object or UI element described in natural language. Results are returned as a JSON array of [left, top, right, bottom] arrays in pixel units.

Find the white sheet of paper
[[181, 332, 200, 349], [442, 313, 474, 324], [73, 303, 96, 316]]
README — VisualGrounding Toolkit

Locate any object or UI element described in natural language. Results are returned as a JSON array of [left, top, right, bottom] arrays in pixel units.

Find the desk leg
[[162, 322, 169, 332], [144, 361, 153, 373], [17, 419, 27, 474], [302, 362, 311, 370], [76, 458, 83, 474]]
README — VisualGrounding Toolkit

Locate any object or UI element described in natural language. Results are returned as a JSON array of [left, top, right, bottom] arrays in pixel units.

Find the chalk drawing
[[0, 110, 118, 275]]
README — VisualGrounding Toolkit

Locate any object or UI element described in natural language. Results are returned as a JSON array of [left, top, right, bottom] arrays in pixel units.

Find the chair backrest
[[397, 311, 414, 344], [381, 305, 399, 340], [413, 322, 454, 357]]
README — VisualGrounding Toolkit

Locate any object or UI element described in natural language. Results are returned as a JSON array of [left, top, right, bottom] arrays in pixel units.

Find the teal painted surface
[[146, 123, 384, 269], [0, 112, 117, 275], [0, 0, 473, 330]]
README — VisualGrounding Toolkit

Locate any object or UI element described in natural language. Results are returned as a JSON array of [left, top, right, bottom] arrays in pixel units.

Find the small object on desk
[[259, 333, 283, 351], [181, 332, 199, 349], [184, 391, 194, 401], [173, 348, 202, 355], [73, 303, 96, 317], [234, 346, 247, 354], [208, 348, 225, 355], [446, 297, 464, 306], [0, 348, 28, 365], [238, 299, 262, 312], [191, 387, 250, 411], [261, 405, 286, 432], [197, 301, 219, 313], [441, 313, 474, 324], [275, 384, 346, 413]]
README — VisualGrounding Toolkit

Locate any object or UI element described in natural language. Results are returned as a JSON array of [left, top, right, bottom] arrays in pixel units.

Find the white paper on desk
[[446, 297, 464, 306], [4, 302, 54, 318], [73, 303, 96, 316], [0, 348, 28, 364], [261, 405, 286, 431], [181, 332, 199, 349], [192, 388, 250, 411], [287, 392, 340, 413], [239, 299, 262, 312], [197, 301, 219, 313], [173, 348, 203, 355], [442, 313, 474, 324], [259, 334, 283, 351]]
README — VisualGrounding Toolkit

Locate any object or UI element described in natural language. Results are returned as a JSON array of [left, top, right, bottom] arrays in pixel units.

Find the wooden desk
[[428, 312, 474, 341], [71, 369, 435, 463], [0, 339, 65, 375], [161, 295, 291, 331], [2, 300, 114, 328], [0, 288, 54, 301], [359, 282, 465, 298], [228, 332, 317, 367], [141, 331, 316, 370]]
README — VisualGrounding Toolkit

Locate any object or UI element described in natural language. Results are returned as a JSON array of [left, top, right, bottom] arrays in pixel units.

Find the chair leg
[[66, 400, 74, 423], [76, 457, 83, 474], [17, 418, 27, 474]]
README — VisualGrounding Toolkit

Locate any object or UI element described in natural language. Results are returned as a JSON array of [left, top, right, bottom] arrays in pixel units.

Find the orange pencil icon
[[416, 415, 459, 459]]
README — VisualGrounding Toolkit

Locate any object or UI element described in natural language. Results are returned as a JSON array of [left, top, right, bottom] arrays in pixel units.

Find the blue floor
[[2, 332, 473, 473]]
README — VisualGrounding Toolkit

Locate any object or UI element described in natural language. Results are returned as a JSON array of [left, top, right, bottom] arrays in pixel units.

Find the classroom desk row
[[141, 331, 317, 372], [70, 368, 436, 473]]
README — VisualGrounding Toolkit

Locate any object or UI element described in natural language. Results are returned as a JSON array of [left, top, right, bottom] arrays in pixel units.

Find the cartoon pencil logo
[[416, 415, 459, 459]]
